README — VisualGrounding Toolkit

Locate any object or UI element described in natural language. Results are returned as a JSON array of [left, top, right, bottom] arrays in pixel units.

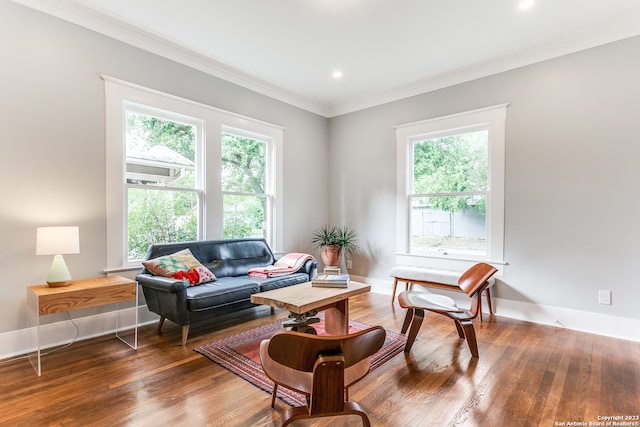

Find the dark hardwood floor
[[1, 292, 638, 426]]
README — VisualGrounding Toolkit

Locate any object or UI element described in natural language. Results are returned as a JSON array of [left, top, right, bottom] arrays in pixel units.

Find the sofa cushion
[[142, 248, 217, 286], [258, 272, 311, 292], [204, 240, 276, 278], [186, 277, 260, 311]]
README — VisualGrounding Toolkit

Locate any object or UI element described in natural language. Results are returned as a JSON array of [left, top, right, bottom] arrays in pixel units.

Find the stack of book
[[311, 274, 350, 288]]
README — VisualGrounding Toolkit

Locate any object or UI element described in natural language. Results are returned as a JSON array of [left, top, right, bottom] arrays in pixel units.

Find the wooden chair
[[398, 262, 498, 358], [259, 326, 386, 426]]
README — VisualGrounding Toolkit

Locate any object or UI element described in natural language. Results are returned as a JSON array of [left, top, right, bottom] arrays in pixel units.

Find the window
[[125, 108, 203, 261], [411, 127, 488, 257], [221, 129, 273, 241], [105, 77, 284, 269], [395, 104, 507, 266]]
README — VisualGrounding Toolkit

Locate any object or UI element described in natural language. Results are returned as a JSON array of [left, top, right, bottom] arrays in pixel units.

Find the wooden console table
[[27, 276, 138, 376]]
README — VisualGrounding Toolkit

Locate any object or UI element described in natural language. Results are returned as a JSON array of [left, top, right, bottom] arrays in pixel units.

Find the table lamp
[[36, 226, 80, 287]]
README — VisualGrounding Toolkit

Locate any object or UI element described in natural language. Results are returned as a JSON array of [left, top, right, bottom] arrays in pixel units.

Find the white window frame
[[221, 125, 276, 243], [395, 104, 508, 270], [104, 76, 284, 270]]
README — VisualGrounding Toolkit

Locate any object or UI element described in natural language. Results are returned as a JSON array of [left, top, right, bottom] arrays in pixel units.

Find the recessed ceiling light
[[519, 0, 535, 10], [332, 71, 343, 79]]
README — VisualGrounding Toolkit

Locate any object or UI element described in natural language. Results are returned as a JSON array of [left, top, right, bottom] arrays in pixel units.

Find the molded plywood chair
[[398, 262, 498, 358], [260, 326, 386, 427]]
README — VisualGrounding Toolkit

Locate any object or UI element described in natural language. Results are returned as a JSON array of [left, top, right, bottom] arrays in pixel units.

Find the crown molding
[[327, 13, 640, 117], [12, 0, 331, 117], [13, 0, 640, 119]]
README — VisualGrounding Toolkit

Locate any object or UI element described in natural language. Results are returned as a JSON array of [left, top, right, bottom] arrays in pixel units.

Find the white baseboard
[[361, 275, 640, 343], [488, 298, 640, 342]]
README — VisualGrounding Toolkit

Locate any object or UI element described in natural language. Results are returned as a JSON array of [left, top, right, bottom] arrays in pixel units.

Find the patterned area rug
[[194, 316, 407, 406]]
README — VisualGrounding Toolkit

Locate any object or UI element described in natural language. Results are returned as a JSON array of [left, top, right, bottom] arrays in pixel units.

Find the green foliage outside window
[[128, 188, 198, 260], [413, 130, 488, 216], [125, 115, 271, 260], [127, 113, 196, 161], [411, 130, 488, 254], [221, 133, 267, 239], [126, 112, 198, 260]]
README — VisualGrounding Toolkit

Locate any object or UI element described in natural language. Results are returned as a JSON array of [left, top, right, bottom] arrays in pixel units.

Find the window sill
[[103, 264, 143, 274], [394, 252, 506, 273]]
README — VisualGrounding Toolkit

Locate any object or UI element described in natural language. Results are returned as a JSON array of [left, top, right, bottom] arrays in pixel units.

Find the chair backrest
[[458, 262, 498, 298], [267, 326, 386, 373]]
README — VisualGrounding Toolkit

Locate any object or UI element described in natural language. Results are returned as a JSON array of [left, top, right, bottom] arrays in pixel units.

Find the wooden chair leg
[[282, 406, 310, 427], [460, 320, 479, 358], [453, 320, 465, 338], [400, 308, 413, 334], [485, 288, 494, 315], [281, 402, 371, 427], [270, 383, 277, 408], [344, 402, 372, 427], [404, 309, 424, 353], [391, 278, 399, 304], [181, 325, 190, 346]]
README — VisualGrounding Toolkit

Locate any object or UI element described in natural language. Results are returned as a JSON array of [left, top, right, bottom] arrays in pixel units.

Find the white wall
[[329, 36, 640, 326], [0, 1, 328, 337]]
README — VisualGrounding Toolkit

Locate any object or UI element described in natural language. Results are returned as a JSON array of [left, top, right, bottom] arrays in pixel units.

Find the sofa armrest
[[302, 259, 318, 279], [136, 273, 191, 326], [136, 273, 188, 294]]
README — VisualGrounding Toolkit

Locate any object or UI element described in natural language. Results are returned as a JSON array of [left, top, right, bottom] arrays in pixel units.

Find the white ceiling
[[15, 0, 640, 117]]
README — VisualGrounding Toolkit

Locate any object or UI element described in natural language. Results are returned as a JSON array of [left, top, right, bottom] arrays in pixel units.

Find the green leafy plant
[[311, 225, 358, 256]]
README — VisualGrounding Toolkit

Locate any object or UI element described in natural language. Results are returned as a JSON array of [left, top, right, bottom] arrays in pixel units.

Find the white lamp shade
[[36, 226, 80, 255]]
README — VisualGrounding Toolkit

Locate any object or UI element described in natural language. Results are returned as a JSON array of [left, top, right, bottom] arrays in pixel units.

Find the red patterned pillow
[[142, 248, 216, 286]]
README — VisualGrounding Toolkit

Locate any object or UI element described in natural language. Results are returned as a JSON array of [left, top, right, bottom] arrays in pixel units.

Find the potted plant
[[311, 225, 358, 267]]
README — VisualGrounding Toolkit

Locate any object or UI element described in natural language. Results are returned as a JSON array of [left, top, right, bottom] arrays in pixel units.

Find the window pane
[[410, 195, 486, 256], [127, 188, 198, 261], [221, 133, 266, 193], [126, 111, 196, 189], [413, 130, 488, 194], [223, 194, 266, 239]]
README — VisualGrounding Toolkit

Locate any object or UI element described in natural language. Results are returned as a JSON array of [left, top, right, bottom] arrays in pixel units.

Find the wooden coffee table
[[250, 281, 371, 335]]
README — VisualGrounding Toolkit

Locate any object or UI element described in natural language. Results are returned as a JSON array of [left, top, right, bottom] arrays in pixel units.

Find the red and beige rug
[[194, 316, 407, 406]]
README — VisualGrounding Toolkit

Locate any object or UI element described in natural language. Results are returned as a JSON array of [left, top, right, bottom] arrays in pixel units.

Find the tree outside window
[[411, 129, 488, 256], [221, 132, 269, 240], [125, 111, 200, 261]]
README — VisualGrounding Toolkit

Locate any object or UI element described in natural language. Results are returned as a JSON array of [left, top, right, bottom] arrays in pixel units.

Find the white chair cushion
[[389, 266, 495, 287], [389, 266, 460, 286]]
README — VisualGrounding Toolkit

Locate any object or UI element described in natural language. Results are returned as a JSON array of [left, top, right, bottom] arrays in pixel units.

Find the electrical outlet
[[346, 259, 352, 269], [598, 290, 611, 305]]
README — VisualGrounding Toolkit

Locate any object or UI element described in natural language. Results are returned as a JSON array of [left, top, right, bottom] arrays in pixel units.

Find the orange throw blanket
[[248, 252, 315, 278]]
